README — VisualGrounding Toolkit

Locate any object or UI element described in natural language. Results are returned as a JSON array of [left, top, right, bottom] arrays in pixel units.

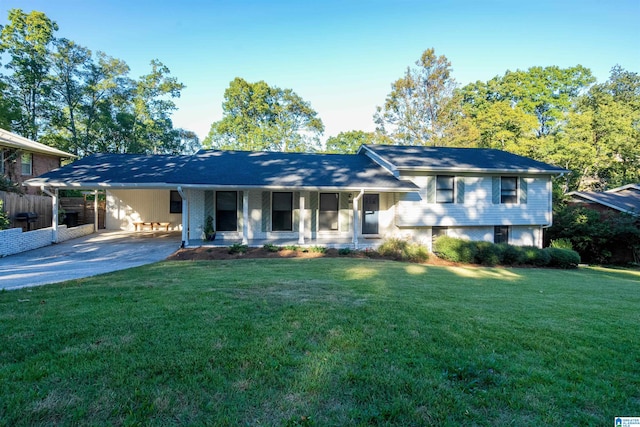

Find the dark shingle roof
[[25, 150, 418, 191], [25, 153, 190, 187], [361, 144, 568, 174], [569, 185, 640, 216], [177, 150, 417, 190]]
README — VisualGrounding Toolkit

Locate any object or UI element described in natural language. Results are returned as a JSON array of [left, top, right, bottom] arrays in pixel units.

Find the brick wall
[[1, 150, 62, 195], [0, 223, 94, 257]]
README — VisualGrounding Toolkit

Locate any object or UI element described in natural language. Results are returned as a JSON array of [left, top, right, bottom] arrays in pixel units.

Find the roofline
[[358, 145, 400, 177], [395, 166, 568, 175], [26, 181, 418, 192], [568, 191, 639, 216], [0, 128, 76, 158], [606, 183, 640, 193]]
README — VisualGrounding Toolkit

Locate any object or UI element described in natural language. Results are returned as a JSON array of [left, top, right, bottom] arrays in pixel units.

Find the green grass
[[1, 259, 639, 426]]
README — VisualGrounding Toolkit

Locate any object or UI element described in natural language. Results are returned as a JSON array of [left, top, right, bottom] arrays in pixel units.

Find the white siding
[[187, 189, 205, 240], [395, 175, 552, 227], [106, 189, 182, 231]]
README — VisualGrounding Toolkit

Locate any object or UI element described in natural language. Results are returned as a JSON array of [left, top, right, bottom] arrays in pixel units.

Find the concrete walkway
[[0, 230, 182, 290]]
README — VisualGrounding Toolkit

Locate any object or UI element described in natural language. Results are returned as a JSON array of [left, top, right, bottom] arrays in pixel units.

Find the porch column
[[298, 193, 305, 245], [52, 188, 59, 243], [178, 187, 188, 247], [242, 191, 249, 245], [352, 190, 364, 249], [93, 190, 99, 231]]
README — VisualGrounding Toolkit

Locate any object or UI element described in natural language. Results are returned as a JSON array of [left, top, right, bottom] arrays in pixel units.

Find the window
[[494, 226, 509, 244], [432, 226, 448, 246], [319, 193, 339, 231], [169, 190, 182, 213], [216, 191, 237, 231], [21, 153, 32, 175], [272, 192, 293, 231], [501, 177, 518, 203], [436, 175, 455, 203]]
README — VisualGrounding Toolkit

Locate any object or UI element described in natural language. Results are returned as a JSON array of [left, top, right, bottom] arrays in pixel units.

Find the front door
[[362, 194, 379, 235]]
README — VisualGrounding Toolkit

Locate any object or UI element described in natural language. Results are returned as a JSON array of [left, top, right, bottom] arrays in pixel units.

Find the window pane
[[216, 191, 237, 210], [21, 153, 32, 175], [436, 175, 454, 203], [319, 193, 338, 211], [216, 191, 237, 231], [494, 226, 509, 244], [170, 190, 182, 213], [501, 177, 518, 203], [272, 192, 293, 231]]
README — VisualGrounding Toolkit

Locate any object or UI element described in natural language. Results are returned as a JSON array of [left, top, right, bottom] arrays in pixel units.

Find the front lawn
[[1, 259, 638, 426]]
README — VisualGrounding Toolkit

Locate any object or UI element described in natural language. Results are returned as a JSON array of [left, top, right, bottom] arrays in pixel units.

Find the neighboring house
[[1, 128, 75, 195], [24, 145, 567, 249], [568, 184, 640, 217]]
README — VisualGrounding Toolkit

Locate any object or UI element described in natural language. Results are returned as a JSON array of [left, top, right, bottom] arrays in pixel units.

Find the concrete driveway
[[0, 230, 182, 290]]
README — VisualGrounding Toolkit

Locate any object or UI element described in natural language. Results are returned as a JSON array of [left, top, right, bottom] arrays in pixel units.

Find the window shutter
[[310, 192, 318, 233], [426, 176, 436, 204], [261, 191, 270, 232], [293, 191, 300, 232], [519, 177, 528, 204], [339, 193, 349, 232], [456, 177, 465, 204], [492, 177, 500, 204]]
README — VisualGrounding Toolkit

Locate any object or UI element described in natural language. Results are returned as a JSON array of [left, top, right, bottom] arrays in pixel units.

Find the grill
[[15, 212, 39, 231]]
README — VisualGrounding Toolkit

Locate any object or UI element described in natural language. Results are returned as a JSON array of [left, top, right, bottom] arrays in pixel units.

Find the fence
[[0, 192, 106, 231], [0, 191, 52, 231]]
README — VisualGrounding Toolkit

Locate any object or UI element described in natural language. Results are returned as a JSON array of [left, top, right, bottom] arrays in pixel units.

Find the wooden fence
[[1, 192, 106, 231], [0, 191, 52, 231]]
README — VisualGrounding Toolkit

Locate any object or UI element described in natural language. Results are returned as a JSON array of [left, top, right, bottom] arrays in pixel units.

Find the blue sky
[[2, 0, 639, 142]]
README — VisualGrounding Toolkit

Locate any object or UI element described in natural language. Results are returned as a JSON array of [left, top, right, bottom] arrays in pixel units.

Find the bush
[[474, 241, 503, 266], [519, 246, 551, 267], [338, 248, 352, 256], [497, 243, 524, 265], [0, 200, 9, 230], [549, 238, 573, 250], [433, 236, 477, 264], [377, 237, 429, 263], [263, 243, 280, 252], [544, 247, 581, 269], [308, 246, 326, 254], [228, 243, 248, 254]]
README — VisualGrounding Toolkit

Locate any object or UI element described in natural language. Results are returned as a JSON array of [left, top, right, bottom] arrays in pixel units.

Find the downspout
[[41, 186, 58, 243], [352, 189, 364, 249], [177, 186, 188, 247]]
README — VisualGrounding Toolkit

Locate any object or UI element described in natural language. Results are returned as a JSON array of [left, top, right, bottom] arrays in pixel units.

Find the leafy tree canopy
[[203, 77, 324, 152], [324, 130, 375, 154]]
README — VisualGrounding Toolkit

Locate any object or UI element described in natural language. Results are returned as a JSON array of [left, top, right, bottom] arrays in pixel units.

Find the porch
[[184, 235, 383, 250]]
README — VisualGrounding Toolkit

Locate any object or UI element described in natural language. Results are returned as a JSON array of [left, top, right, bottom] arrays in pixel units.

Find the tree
[[374, 48, 456, 145], [324, 130, 375, 153], [0, 9, 58, 139], [204, 77, 324, 152]]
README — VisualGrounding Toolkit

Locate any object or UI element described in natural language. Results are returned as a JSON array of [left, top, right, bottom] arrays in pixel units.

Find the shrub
[[283, 245, 299, 251], [544, 247, 581, 269], [263, 243, 280, 252], [474, 241, 502, 266], [519, 246, 551, 267], [377, 237, 429, 263], [228, 243, 248, 254], [549, 238, 574, 250], [498, 243, 524, 265], [0, 200, 9, 230], [308, 246, 326, 254], [433, 236, 477, 264], [338, 248, 352, 256]]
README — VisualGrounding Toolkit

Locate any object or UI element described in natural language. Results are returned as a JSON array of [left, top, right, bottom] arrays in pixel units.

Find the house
[[23, 145, 567, 249], [568, 184, 640, 217], [1, 128, 75, 195]]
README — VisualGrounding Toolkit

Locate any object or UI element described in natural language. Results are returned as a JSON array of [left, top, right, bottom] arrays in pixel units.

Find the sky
[[1, 0, 639, 143]]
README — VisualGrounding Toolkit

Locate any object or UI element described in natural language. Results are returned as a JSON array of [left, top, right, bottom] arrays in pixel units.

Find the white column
[[52, 188, 59, 243], [178, 187, 188, 246], [94, 190, 99, 231], [298, 193, 305, 244], [242, 191, 249, 244]]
